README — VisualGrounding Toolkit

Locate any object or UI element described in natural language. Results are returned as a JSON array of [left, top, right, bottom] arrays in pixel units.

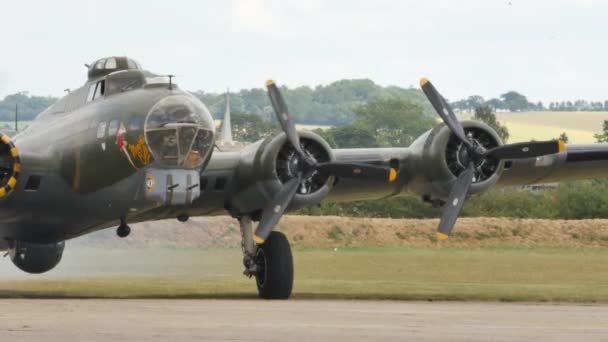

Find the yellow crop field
[[495, 111, 608, 143]]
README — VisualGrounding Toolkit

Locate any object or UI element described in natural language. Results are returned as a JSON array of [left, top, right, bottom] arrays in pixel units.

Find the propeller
[[252, 80, 399, 244], [420, 78, 565, 240]]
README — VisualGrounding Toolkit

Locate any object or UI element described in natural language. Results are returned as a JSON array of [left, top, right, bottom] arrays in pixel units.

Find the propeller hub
[[276, 138, 330, 195], [446, 127, 500, 183], [456, 145, 472, 167]]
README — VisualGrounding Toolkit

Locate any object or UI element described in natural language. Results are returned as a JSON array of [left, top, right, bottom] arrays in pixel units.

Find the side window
[[93, 80, 105, 100], [129, 116, 143, 131], [87, 83, 97, 102], [108, 119, 120, 136], [97, 121, 107, 139]]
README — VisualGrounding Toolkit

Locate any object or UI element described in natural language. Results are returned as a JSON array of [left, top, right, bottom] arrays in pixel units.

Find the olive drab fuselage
[[0, 57, 216, 246]]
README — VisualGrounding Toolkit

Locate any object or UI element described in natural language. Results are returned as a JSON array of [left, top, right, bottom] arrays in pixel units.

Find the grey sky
[[0, 0, 605, 103]]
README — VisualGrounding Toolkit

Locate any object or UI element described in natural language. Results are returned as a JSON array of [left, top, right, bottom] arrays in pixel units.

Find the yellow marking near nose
[[389, 168, 398, 183], [13, 163, 21, 172], [558, 140, 566, 153], [436, 232, 449, 241], [266, 80, 275, 86], [10, 147, 18, 157], [0, 188, 6, 198], [1, 135, 11, 144], [420, 78, 429, 87]]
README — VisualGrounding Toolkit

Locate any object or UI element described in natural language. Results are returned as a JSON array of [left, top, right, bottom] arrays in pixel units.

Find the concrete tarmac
[[0, 299, 606, 341]]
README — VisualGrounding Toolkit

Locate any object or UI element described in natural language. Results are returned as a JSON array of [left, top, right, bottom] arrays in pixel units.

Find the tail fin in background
[[218, 89, 233, 146]]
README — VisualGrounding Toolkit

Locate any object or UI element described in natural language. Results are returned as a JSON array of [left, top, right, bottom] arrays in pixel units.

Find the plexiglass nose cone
[[144, 95, 215, 168]]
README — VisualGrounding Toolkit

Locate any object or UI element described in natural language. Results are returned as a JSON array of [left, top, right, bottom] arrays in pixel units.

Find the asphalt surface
[[0, 300, 606, 341]]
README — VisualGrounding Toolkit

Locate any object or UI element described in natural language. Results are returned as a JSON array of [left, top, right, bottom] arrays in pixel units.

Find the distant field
[[1, 247, 608, 302], [457, 111, 608, 143], [291, 111, 608, 143]]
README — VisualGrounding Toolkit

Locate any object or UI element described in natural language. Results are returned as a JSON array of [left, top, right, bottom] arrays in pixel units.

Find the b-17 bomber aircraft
[[0, 57, 606, 299]]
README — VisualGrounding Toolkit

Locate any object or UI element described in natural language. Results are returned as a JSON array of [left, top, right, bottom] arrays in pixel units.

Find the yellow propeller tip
[[436, 232, 449, 241], [265, 79, 275, 86], [558, 140, 566, 153], [420, 78, 429, 87], [253, 234, 265, 245], [389, 168, 398, 183]]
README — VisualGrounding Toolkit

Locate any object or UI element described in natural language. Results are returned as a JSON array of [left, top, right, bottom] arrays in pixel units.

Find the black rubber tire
[[255, 231, 294, 299]]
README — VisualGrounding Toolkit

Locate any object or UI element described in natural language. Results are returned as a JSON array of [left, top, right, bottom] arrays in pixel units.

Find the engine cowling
[[228, 131, 335, 217], [408, 120, 505, 202], [0, 133, 20, 199], [9, 240, 65, 274]]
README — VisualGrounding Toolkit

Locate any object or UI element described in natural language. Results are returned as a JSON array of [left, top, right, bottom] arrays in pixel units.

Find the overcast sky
[[0, 0, 605, 103]]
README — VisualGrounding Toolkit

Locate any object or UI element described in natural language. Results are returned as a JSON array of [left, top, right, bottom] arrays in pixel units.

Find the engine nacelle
[[0, 133, 21, 199], [407, 120, 505, 202], [228, 131, 335, 217], [9, 240, 65, 274]]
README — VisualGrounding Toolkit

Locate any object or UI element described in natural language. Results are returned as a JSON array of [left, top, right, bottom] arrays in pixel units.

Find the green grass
[[1, 247, 608, 302]]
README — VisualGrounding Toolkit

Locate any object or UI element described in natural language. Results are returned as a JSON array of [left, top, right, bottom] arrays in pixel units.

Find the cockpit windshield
[[144, 95, 215, 169]]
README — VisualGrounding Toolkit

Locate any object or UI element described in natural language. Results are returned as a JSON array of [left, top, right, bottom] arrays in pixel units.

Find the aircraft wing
[[152, 79, 608, 240], [194, 137, 608, 212], [497, 143, 608, 186]]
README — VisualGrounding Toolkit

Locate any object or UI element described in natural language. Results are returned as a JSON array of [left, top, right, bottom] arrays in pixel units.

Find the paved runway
[[0, 299, 606, 341]]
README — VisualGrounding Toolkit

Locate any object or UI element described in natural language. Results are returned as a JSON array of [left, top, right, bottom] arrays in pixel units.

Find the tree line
[[0, 92, 56, 121], [2, 80, 608, 125], [194, 79, 436, 125], [452, 91, 608, 113]]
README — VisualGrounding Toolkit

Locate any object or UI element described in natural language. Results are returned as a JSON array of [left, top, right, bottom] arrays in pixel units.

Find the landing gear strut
[[239, 216, 294, 299], [116, 217, 131, 238]]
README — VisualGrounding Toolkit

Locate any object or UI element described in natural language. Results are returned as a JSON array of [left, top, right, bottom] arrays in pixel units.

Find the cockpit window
[[105, 58, 117, 69], [95, 59, 105, 69], [87, 83, 97, 102], [93, 80, 105, 100], [144, 95, 215, 169]]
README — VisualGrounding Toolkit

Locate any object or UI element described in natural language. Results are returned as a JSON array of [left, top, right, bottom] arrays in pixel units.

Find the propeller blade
[[484, 140, 565, 160], [266, 80, 309, 161], [420, 78, 472, 148], [316, 162, 398, 183], [437, 163, 474, 240], [253, 174, 302, 244]]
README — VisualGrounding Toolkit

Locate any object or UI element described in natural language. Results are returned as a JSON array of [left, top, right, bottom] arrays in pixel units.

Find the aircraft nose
[[144, 95, 215, 168]]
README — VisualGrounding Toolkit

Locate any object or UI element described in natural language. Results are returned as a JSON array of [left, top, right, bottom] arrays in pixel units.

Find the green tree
[[558, 132, 569, 143], [500, 91, 530, 112], [320, 124, 378, 148], [0, 92, 57, 121], [473, 105, 510, 142], [230, 113, 278, 142], [594, 120, 608, 143], [353, 98, 435, 147]]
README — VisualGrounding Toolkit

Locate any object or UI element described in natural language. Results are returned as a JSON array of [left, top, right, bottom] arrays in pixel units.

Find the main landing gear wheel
[[254, 231, 294, 299]]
